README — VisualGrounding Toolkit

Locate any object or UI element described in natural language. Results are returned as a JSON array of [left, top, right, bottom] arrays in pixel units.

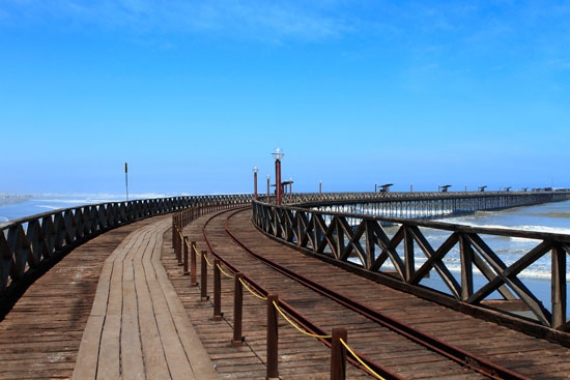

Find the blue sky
[[1, 1, 569, 196]]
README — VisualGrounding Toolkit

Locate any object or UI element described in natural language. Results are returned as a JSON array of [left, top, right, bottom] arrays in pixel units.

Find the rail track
[[190, 206, 570, 379]]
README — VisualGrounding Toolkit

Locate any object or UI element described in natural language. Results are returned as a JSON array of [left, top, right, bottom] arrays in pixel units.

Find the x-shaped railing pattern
[[253, 201, 570, 330], [0, 195, 252, 293]]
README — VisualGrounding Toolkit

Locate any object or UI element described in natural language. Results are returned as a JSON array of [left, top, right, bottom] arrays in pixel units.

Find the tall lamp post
[[272, 148, 285, 205], [266, 175, 270, 202], [124, 162, 129, 201], [252, 166, 259, 200]]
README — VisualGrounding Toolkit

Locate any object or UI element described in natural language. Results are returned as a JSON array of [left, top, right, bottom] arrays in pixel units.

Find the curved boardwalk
[[1, 207, 570, 379], [0, 215, 217, 380], [167, 207, 570, 379]]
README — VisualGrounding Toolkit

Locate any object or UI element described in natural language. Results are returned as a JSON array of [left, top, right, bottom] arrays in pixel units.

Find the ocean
[[0, 195, 124, 224], [384, 200, 570, 314]]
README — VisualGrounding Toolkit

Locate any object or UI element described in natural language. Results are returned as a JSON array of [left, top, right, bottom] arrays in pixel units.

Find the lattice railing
[[0, 195, 251, 293], [252, 200, 570, 330]]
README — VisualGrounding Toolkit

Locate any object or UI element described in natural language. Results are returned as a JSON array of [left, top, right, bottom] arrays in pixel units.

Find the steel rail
[[232, 207, 532, 380], [199, 207, 402, 380]]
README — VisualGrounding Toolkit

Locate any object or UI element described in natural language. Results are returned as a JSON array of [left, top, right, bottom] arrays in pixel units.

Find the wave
[[535, 212, 570, 219]]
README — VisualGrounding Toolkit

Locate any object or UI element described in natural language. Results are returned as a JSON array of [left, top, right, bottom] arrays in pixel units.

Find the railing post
[[201, 250, 208, 302], [172, 217, 176, 248], [176, 230, 183, 266], [232, 273, 244, 347], [267, 294, 279, 380], [551, 243, 567, 328], [330, 327, 348, 380], [191, 241, 198, 286], [213, 259, 222, 321], [183, 236, 189, 275]]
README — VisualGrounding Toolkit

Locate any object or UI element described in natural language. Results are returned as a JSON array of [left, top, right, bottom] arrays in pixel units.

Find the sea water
[[0, 195, 124, 225], [391, 200, 570, 315]]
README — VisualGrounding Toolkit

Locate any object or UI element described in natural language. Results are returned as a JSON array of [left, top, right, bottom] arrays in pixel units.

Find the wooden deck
[[0, 215, 217, 380], [1, 209, 570, 379]]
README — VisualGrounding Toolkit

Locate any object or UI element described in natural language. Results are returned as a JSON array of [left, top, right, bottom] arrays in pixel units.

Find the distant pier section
[[291, 189, 570, 219]]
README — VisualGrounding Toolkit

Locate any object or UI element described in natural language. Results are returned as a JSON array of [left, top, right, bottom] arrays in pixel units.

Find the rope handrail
[[216, 263, 234, 279], [238, 277, 267, 301], [193, 245, 201, 257], [203, 252, 213, 267], [272, 300, 331, 340], [340, 338, 385, 380]]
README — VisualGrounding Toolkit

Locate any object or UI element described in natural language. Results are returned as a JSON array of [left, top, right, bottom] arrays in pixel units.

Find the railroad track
[[182, 206, 570, 379]]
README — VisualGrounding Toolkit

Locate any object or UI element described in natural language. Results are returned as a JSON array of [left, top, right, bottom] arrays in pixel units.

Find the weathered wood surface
[[0, 218, 156, 379], [0, 216, 218, 380], [167, 208, 570, 379], [73, 216, 218, 380]]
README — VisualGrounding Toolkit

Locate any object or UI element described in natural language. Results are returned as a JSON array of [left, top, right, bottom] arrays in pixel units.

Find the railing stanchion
[[191, 241, 198, 286], [232, 273, 244, 347], [267, 294, 279, 380], [183, 236, 189, 275], [201, 250, 208, 301], [331, 327, 348, 380], [176, 231, 183, 266], [213, 259, 222, 321]]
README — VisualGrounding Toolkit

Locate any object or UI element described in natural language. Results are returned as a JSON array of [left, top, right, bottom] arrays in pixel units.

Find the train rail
[[195, 207, 546, 379]]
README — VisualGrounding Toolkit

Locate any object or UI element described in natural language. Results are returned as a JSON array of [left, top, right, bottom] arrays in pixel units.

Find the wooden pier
[[1, 204, 569, 378], [0, 191, 569, 379]]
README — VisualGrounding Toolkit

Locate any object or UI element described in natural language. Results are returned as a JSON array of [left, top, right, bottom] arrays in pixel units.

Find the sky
[[1, 1, 569, 197]]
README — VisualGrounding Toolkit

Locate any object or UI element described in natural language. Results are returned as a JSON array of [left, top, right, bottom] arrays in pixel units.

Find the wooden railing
[[0, 194, 251, 294], [252, 194, 570, 331]]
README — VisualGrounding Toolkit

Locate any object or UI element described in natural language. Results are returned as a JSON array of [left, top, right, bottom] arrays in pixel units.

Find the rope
[[272, 301, 331, 340], [238, 277, 267, 301], [203, 252, 214, 267], [216, 263, 234, 279], [340, 339, 385, 380], [193, 245, 201, 258]]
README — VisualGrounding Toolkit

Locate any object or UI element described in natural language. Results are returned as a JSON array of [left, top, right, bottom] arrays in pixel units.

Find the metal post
[[232, 273, 244, 347], [191, 241, 197, 286], [331, 328, 348, 380], [213, 259, 222, 321], [253, 167, 259, 200], [266, 294, 279, 379], [272, 148, 284, 206], [267, 175, 270, 202], [177, 232, 183, 266], [275, 159, 282, 205], [319, 181, 322, 200], [201, 251, 208, 302], [183, 236, 189, 275], [124, 162, 129, 201]]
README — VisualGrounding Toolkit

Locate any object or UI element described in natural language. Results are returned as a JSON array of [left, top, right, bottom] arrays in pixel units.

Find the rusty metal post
[[253, 167, 259, 200], [232, 273, 244, 347], [191, 241, 197, 286], [266, 294, 279, 380], [213, 259, 222, 321], [201, 250, 208, 302], [330, 327, 348, 380], [275, 159, 282, 205], [176, 230, 183, 266], [183, 236, 189, 275], [171, 218, 175, 248]]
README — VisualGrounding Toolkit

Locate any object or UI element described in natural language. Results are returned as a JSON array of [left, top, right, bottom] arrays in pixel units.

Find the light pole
[[319, 180, 322, 200], [272, 148, 285, 205], [253, 166, 259, 200], [266, 175, 270, 202], [124, 162, 129, 201]]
